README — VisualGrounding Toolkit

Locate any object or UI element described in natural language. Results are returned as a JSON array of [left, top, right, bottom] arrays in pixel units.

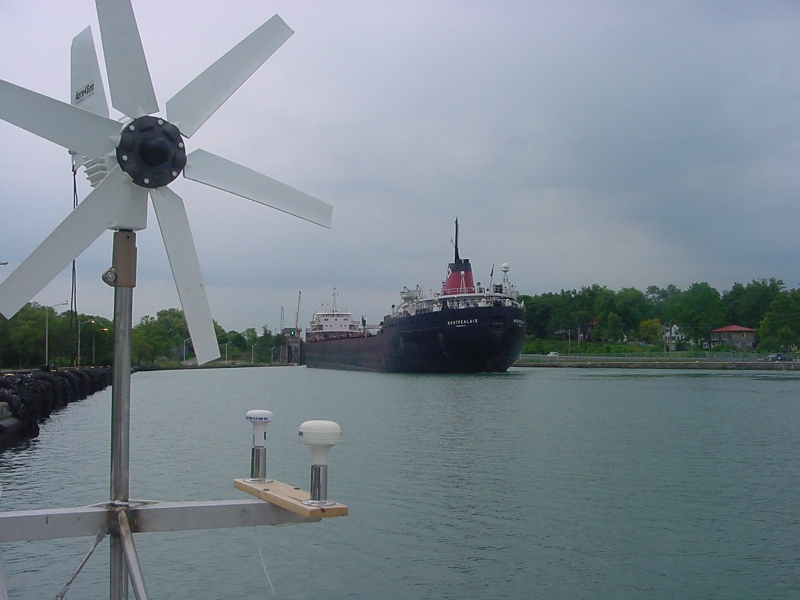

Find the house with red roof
[[709, 325, 756, 349]]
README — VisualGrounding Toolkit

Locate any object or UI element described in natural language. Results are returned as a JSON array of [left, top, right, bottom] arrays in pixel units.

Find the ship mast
[[454, 218, 460, 263]]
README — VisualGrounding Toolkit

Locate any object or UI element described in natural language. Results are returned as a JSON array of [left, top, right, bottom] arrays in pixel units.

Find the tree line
[[0, 305, 289, 368], [520, 278, 792, 351], [3, 277, 800, 368]]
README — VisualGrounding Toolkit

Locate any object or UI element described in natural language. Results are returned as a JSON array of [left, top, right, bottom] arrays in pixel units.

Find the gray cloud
[[1, 0, 799, 332]]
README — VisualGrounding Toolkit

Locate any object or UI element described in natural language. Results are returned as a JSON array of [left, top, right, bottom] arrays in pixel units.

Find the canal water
[[1, 366, 799, 598]]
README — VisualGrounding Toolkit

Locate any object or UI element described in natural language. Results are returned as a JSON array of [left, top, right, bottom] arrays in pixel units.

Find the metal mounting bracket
[[103, 231, 137, 288]]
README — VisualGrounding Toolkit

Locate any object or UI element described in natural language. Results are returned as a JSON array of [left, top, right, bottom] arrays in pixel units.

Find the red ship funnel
[[442, 218, 475, 295], [442, 259, 475, 295]]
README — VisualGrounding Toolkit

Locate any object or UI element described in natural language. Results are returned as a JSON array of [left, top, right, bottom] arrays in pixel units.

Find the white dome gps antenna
[[298, 420, 342, 506], [245, 410, 274, 482]]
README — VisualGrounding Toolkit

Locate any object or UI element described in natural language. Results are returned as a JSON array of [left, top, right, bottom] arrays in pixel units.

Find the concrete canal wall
[[0, 367, 112, 448], [515, 355, 800, 370]]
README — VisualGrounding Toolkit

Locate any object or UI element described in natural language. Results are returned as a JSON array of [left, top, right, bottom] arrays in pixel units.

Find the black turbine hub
[[116, 116, 187, 189]]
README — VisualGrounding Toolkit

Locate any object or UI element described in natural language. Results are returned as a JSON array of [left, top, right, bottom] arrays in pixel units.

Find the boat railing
[[445, 297, 523, 310], [399, 294, 523, 316]]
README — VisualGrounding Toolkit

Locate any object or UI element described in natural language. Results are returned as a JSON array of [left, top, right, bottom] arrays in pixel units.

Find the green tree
[[129, 308, 224, 363], [0, 303, 111, 367], [132, 316, 166, 364], [597, 311, 625, 341], [521, 293, 559, 337], [252, 326, 277, 363], [639, 318, 663, 345], [5, 303, 44, 366], [243, 328, 259, 346], [78, 316, 113, 366], [549, 289, 582, 337], [49, 310, 75, 366], [0, 314, 7, 364], [155, 308, 190, 351], [583, 285, 616, 340], [722, 278, 784, 329], [668, 282, 726, 343], [758, 289, 800, 351], [646, 284, 681, 322], [614, 287, 654, 340], [228, 331, 247, 351]]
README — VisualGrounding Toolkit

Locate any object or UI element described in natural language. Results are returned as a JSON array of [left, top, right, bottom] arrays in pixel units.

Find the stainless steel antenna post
[[245, 410, 274, 482], [298, 421, 342, 506]]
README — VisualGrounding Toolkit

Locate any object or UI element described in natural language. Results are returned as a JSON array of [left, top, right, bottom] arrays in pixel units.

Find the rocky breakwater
[[0, 367, 112, 448]]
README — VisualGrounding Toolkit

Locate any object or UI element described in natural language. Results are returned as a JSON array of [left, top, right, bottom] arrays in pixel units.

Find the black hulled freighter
[[302, 221, 526, 373]]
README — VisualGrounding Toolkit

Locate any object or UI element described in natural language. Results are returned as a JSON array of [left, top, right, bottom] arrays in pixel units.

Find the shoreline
[[0, 367, 113, 448], [514, 358, 799, 371]]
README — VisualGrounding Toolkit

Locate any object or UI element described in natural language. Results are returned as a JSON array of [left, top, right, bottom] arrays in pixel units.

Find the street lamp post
[[93, 328, 110, 366], [183, 337, 191, 362], [224, 342, 231, 362], [78, 319, 95, 367], [251, 343, 257, 363], [45, 302, 69, 365]]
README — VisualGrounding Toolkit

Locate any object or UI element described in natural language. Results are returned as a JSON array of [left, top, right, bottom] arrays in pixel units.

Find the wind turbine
[[0, 2, 333, 597], [0, 0, 333, 365]]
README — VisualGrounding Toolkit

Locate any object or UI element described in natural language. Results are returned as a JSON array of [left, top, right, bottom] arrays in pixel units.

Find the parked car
[[547, 352, 560, 358], [765, 353, 791, 362]]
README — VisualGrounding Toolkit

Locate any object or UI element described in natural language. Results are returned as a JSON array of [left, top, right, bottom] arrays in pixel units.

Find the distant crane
[[295, 291, 301, 334], [278, 293, 302, 364]]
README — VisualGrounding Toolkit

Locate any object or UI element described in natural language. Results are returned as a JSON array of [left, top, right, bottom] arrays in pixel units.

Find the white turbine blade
[[71, 26, 109, 118], [166, 15, 293, 137], [184, 149, 332, 228], [0, 166, 138, 319], [0, 79, 119, 158], [150, 187, 220, 365], [95, 0, 158, 117]]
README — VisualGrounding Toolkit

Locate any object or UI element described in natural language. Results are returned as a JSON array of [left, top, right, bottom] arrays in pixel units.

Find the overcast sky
[[1, 0, 799, 333]]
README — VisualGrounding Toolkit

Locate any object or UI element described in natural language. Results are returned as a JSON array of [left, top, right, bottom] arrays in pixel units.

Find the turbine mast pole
[[104, 229, 145, 600]]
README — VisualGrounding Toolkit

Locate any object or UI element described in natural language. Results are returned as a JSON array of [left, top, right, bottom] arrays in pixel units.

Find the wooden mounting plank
[[233, 479, 348, 518]]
